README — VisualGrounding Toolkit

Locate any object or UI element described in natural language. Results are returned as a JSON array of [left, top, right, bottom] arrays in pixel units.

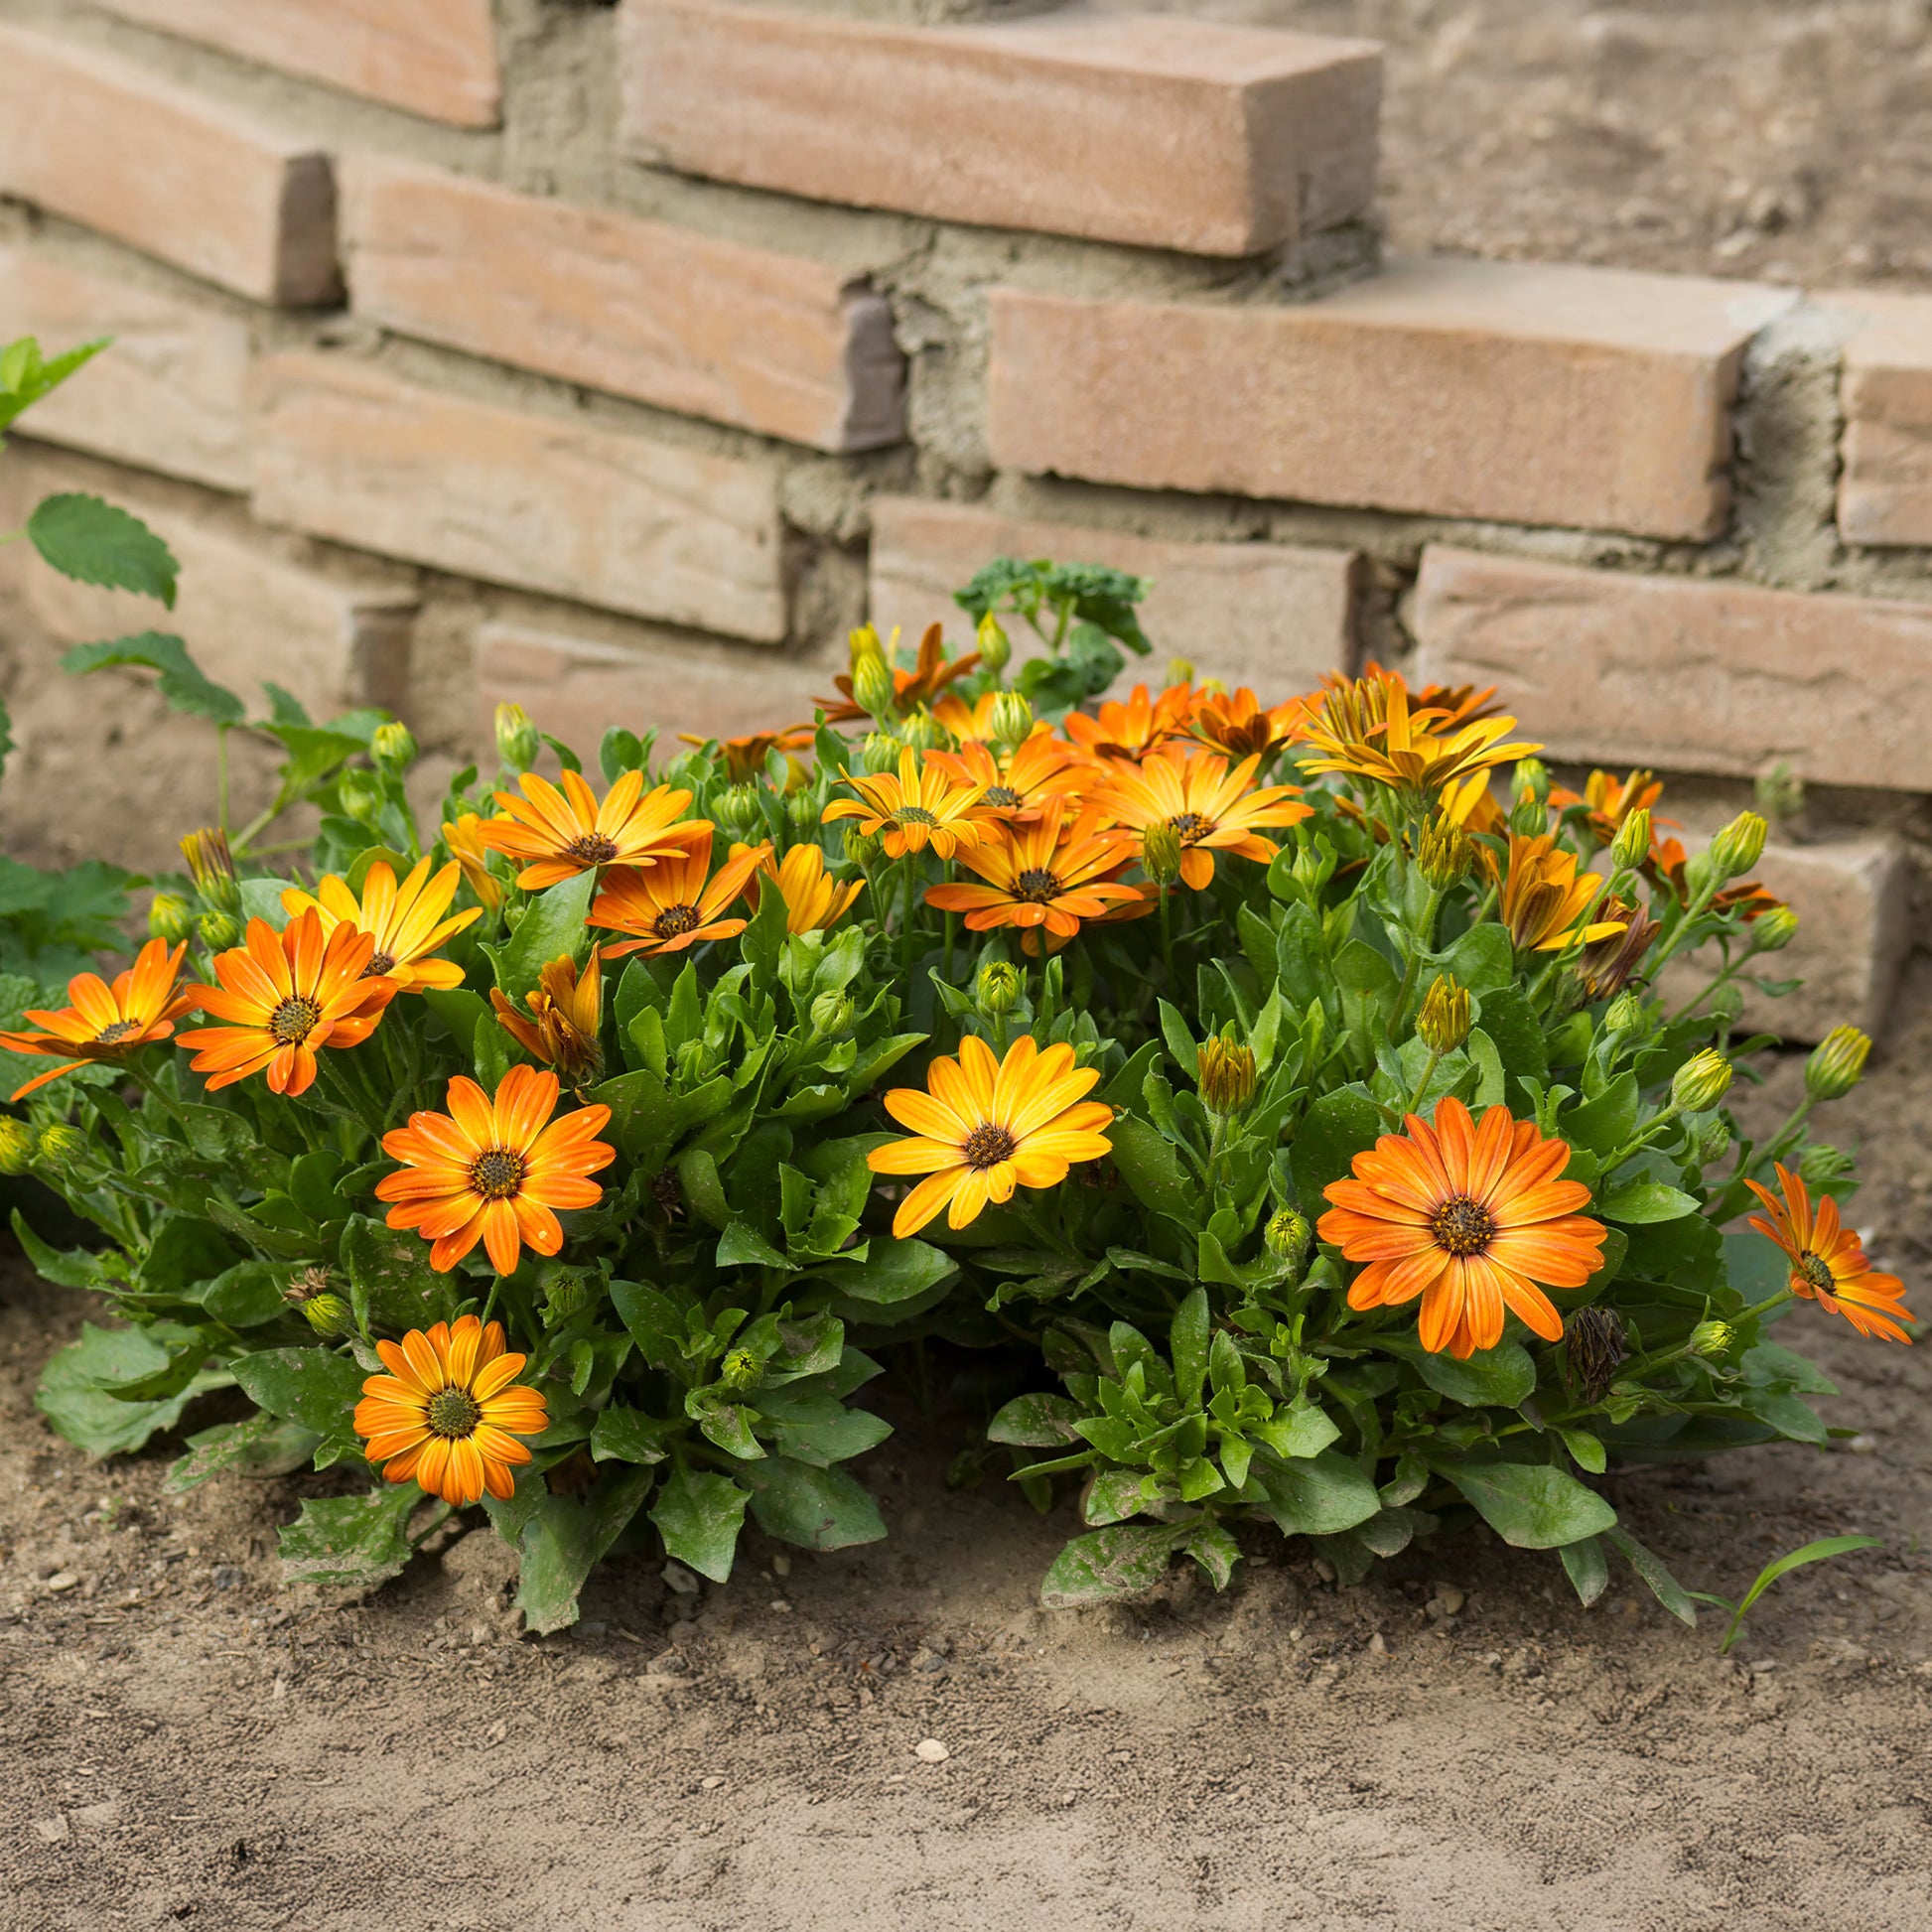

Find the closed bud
[[1415, 977, 1471, 1055], [976, 960, 1021, 1017], [1797, 1142, 1855, 1186], [898, 707, 946, 753], [337, 767, 383, 822], [179, 827, 239, 911], [371, 721, 418, 771], [989, 690, 1035, 753], [147, 891, 195, 943], [842, 824, 882, 868], [848, 622, 886, 670], [1196, 676, 1228, 701], [1564, 1306, 1628, 1407], [1695, 1115, 1731, 1165], [1603, 991, 1644, 1038], [1805, 1024, 1870, 1102], [1512, 758, 1551, 806], [1709, 810, 1768, 882], [1755, 759, 1804, 824], [720, 1346, 762, 1393], [716, 781, 763, 842], [853, 652, 898, 721], [1708, 981, 1745, 1026], [976, 611, 1012, 674], [36, 1124, 88, 1170], [1672, 1048, 1732, 1114], [1141, 822, 1183, 887], [784, 788, 820, 838], [0, 1118, 35, 1176], [1609, 806, 1651, 875], [1415, 814, 1474, 891], [1166, 657, 1196, 690], [1688, 1317, 1734, 1361], [1509, 794, 1548, 837], [1751, 904, 1800, 952], [1264, 1207, 1311, 1267], [302, 1293, 354, 1339], [1197, 1035, 1257, 1116], [861, 731, 902, 775], [494, 701, 539, 773], [810, 990, 855, 1037], [541, 1271, 589, 1327], [197, 909, 240, 952]]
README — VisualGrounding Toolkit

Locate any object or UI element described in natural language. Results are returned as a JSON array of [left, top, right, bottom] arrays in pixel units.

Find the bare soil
[[3, 967, 1931, 1930]]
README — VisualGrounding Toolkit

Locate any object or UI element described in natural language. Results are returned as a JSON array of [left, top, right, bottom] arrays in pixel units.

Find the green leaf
[[511, 1466, 654, 1634], [1603, 1525, 1699, 1627], [769, 1403, 892, 1468], [277, 1486, 419, 1589], [1443, 1459, 1616, 1551], [62, 630, 243, 725], [1558, 1428, 1607, 1474], [1255, 1449, 1382, 1536], [1107, 1114, 1193, 1221], [590, 1406, 671, 1465], [1290, 1087, 1384, 1211], [1714, 1535, 1882, 1655], [649, 1466, 749, 1583], [165, 1412, 322, 1493], [0, 333, 109, 430], [29, 493, 179, 606], [200, 1261, 291, 1328], [1378, 1333, 1536, 1409], [1469, 985, 1548, 1095], [1560, 1534, 1610, 1606], [36, 1322, 206, 1458], [810, 1236, 956, 1305], [340, 1214, 450, 1335], [229, 1346, 366, 1441], [1170, 1287, 1209, 1411], [1252, 1400, 1340, 1460], [484, 870, 597, 1000], [987, 1392, 1084, 1449], [1560, 1072, 1638, 1157], [1596, 1180, 1701, 1224], [1184, 1518, 1242, 1590], [1038, 1522, 1181, 1606], [11, 1208, 119, 1289], [739, 1456, 887, 1551]]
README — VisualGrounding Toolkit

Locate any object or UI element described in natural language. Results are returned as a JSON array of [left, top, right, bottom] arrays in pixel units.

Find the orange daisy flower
[[376, 1063, 615, 1276], [927, 726, 1088, 825], [924, 796, 1142, 952], [931, 688, 1002, 743], [1549, 767, 1672, 843], [815, 621, 980, 724], [1094, 746, 1311, 890], [442, 812, 504, 913], [490, 948, 604, 1085], [743, 843, 866, 933], [678, 725, 816, 783], [821, 748, 993, 859], [867, 1034, 1114, 1237], [177, 911, 397, 1096], [0, 939, 194, 1101], [481, 768, 706, 892], [1501, 834, 1628, 953], [280, 857, 480, 993], [1318, 1096, 1608, 1360], [1744, 1164, 1915, 1344], [1187, 686, 1301, 760], [1063, 682, 1193, 765], [587, 834, 770, 957], [353, 1314, 550, 1507]]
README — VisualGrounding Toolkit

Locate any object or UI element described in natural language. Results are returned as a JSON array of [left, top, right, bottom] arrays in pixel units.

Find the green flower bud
[[976, 960, 1021, 1017], [1509, 794, 1549, 837], [1797, 1142, 1855, 1186], [848, 622, 886, 668], [302, 1293, 354, 1339], [541, 1271, 589, 1327], [1602, 991, 1644, 1038], [1609, 806, 1651, 875], [197, 909, 241, 952], [1166, 657, 1196, 691], [1688, 1317, 1734, 1361], [147, 891, 195, 944], [861, 731, 902, 775], [1512, 758, 1551, 806], [1264, 1207, 1311, 1267], [1197, 1036, 1257, 1116], [371, 721, 418, 771], [494, 702, 539, 773], [976, 611, 1012, 675], [898, 707, 946, 753], [1805, 1025, 1870, 1102], [1415, 977, 1470, 1055], [337, 767, 383, 823], [36, 1124, 88, 1170], [1709, 810, 1768, 883], [842, 824, 882, 868], [1415, 815, 1475, 891], [810, 990, 855, 1037], [720, 1346, 762, 1393], [1755, 760, 1804, 824], [179, 827, 239, 912], [1695, 1115, 1731, 1165], [1671, 1048, 1732, 1115], [1750, 904, 1800, 952], [716, 781, 763, 842], [853, 653, 898, 722], [0, 1118, 36, 1176], [989, 691, 1035, 753], [1141, 822, 1183, 888], [784, 788, 820, 838]]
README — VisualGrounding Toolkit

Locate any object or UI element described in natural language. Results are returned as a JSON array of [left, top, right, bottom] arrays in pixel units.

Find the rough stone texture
[[990, 259, 1795, 540], [0, 243, 253, 491], [1657, 834, 1910, 1043], [88, 0, 502, 127], [251, 353, 790, 643], [868, 496, 1357, 690], [474, 621, 834, 757], [621, 0, 1382, 256], [1410, 545, 1932, 793], [11, 446, 416, 721], [0, 24, 340, 306], [1824, 287, 1932, 548], [339, 156, 902, 454]]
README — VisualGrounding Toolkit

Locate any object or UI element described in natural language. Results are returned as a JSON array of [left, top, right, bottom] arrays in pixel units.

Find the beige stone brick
[[1657, 835, 1909, 1043], [991, 260, 1794, 541], [251, 353, 790, 643], [1410, 545, 1932, 792], [13, 446, 415, 720], [339, 156, 902, 454], [91, 0, 501, 128], [621, 0, 1380, 256], [1823, 288, 1932, 547], [0, 25, 339, 306], [868, 497, 1356, 694], [474, 621, 833, 760], [0, 245, 252, 491]]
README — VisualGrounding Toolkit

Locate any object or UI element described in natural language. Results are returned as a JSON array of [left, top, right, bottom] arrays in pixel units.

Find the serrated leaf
[[61, 630, 242, 723], [28, 493, 178, 606], [277, 1486, 419, 1589]]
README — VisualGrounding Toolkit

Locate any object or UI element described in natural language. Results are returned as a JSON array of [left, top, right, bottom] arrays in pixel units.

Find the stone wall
[[1, 0, 1929, 1035]]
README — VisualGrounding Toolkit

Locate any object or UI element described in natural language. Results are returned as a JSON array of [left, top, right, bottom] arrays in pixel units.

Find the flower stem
[[1159, 883, 1175, 988]]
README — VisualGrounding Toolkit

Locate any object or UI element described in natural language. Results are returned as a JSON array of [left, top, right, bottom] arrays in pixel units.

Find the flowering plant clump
[[9, 555, 1912, 1630]]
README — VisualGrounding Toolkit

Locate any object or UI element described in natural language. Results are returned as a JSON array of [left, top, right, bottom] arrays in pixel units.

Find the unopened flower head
[[976, 960, 1022, 1017], [541, 1272, 589, 1327], [302, 1293, 354, 1338], [810, 990, 855, 1037], [1755, 760, 1804, 823], [842, 824, 882, 868], [989, 691, 1035, 753], [975, 611, 1012, 674], [337, 768, 382, 822], [36, 1123, 87, 1170], [1602, 991, 1644, 1037], [371, 721, 418, 771], [853, 652, 898, 721], [848, 622, 886, 670], [179, 827, 238, 910], [0, 1118, 35, 1176], [1709, 810, 1768, 882], [716, 781, 763, 841], [147, 891, 195, 943], [1265, 1207, 1311, 1267], [1166, 657, 1196, 691], [1609, 806, 1651, 875], [1509, 794, 1549, 837], [720, 1346, 762, 1393], [197, 909, 240, 951], [1695, 1116, 1732, 1165], [898, 708, 947, 753], [1806, 1025, 1870, 1102], [1797, 1142, 1856, 1186], [1512, 758, 1551, 806], [1415, 977, 1471, 1055], [1564, 1306, 1628, 1407], [494, 701, 539, 773], [1141, 821, 1183, 888], [1415, 814, 1475, 891], [1197, 1035, 1257, 1116], [1672, 1049, 1732, 1115], [1688, 1317, 1734, 1361], [861, 731, 902, 775], [1751, 904, 1800, 952], [783, 786, 820, 838]]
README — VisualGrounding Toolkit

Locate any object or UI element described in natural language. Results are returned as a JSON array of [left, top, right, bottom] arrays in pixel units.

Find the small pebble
[[771, 1554, 791, 1577], [914, 1738, 950, 1763], [769, 1599, 792, 1614], [1367, 1632, 1388, 1656], [701, 1775, 726, 1790], [1311, 1558, 1336, 1585], [1432, 1583, 1466, 1616], [44, 1573, 77, 1593], [661, 1561, 701, 1596]]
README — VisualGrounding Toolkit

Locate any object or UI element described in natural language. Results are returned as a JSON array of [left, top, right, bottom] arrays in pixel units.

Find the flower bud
[[810, 990, 855, 1037], [1609, 807, 1651, 875], [1709, 810, 1768, 882], [976, 960, 1021, 1017], [371, 721, 418, 771], [1564, 1306, 1627, 1407], [541, 1271, 589, 1327], [197, 909, 240, 952], [179, 827, 238, 911], [1141, 822, 1183, 888], [1797, 1142, 1855, 1186], [1197, 1036, 1257, 1116], [494, 701, 539, 773], [716, 782, 763, 842], [1196, 676, 1228, 701], [1166, 658, 1196, 691], [720, 1346, 762, 1393], [1264, 1207, 1311, 1268], [1415, 977, 1471, 1055], [976, 611, 1012, 675], [337, 767, 383, 823], [1695, 1115, 1731, 1165], [1602, 991, 1644, 1038], [1755, 759, 1804, 824], [302, 1293, 354, 1339], [1512, 758, 1551, 806], [989, 691, 1035, 753], [35, 1124, 88, 1170], [861, 731, 902, 775], [852, 652, 898, 721], [0, 1118, 35, 1176], [898, 708, 946, 753], [1688, 1317, 1734, 1361], [842, 825, 882, 868], [1805, 1025, 1870, 1102], [1671, 1048, 1732, 1115], [1415, 815, 1474, 891], [1509, 794, 1549, 838], [784, 788, 820, 838], [848, 622, 886, 670], [147, 891, 195, 943], [1750, 903, 1799, 952]]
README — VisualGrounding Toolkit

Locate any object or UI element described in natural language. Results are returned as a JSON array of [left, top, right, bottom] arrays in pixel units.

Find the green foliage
[[28, 495, 180, 607]]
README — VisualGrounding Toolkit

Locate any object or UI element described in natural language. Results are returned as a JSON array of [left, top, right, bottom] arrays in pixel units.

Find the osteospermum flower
[[927, 726, 1088, 824], [588, 835, 770, 957], [924, 796, 1142, 952], [0, 939, 194, 1100], [816, 621, 980, 724], [178, 911, 397, 1096], [353, 1314, 549, 1506], [481, 769, 707, 892], [1186, 686, 1301, 760], [677, 725, 815, 784], [1744, 1164, 1915, 1344], [821, 748, 992, 859], [490, 947, 604, 1084], [1318, 1096, 1608, 1359], [1094, 747, 1311, 890], [1501, 834, 1628, 953], [1063, 683, 1193, 765], [744, 843, 866, 933], [375, 1064, 615, 1275], [442, 812, 503, 913], [867, 1034, 1114, 1237], [280, 857, 480, 993], [1550, 767, 1672, 842]]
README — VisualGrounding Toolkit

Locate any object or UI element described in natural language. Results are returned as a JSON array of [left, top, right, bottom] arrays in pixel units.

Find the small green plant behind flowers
[[5, 542, 1909, 1636]]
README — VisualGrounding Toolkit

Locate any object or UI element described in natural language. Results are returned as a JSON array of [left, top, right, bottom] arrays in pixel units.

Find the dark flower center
[[269, 995, 323, 1045], [564, 832, 620, 865], [1430, 1194, 1498, 1257], [468, 1147, 527, 1200], [653, 904, 702, 938], [984, 786, 1023, 808], [1796, 1251, 1835, 1296], [1014, 868, 1062, 903], [896, 805, 939, 827], [94, 1019, 141, 1045], [426, 1386, 482, 1439], [1168, 811, 1211, 844], [962, 1123, 1019, 1171], [363, 950, 397, 977]]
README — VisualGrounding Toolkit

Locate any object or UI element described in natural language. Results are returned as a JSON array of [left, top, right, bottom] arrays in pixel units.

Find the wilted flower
[[491, 948, 605, 1085], [1805, 1025, 1870, 1102], [1572, 897, 1660, 1002], [180, 827, 238, 911], [1564, 1307, 1628, 1406]]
